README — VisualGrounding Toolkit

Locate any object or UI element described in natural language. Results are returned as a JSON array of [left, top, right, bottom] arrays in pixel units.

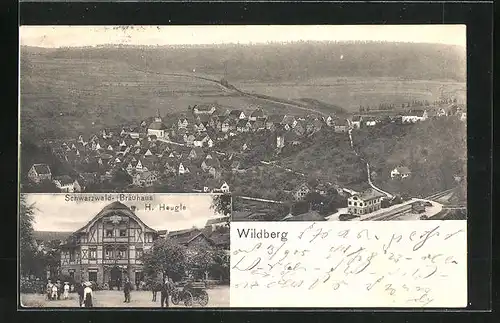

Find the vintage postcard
[[19, 193, 231, 308], [19, 25, 467, 308]]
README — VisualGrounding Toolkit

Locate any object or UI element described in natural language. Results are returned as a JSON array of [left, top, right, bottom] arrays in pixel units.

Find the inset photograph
[[19, 193, 231, 308]]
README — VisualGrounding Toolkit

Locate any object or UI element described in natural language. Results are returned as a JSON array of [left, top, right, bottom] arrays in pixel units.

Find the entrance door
[[89, 271, 97, 283], [110, 266, 121, 290]]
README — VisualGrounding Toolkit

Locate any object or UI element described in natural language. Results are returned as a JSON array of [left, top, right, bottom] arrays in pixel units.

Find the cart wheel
[[183, 291, 193, 307], [171, 290, 180, 305], [198, 290, 209, 307]]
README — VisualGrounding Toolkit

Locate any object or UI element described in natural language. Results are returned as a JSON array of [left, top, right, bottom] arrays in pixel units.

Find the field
[[238, 77, 466, 113], [20, 287, 229, 308]]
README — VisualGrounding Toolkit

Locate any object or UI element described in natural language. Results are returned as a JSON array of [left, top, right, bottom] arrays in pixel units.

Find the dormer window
[[106, 230, 113, 237]]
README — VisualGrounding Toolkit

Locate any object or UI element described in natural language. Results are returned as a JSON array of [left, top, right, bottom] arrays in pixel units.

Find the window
[[106, 230, 113, 237], [119, 229, 127, 237], [89, 248, 97, 260], [354, 202, 357, 206], [70, 250, 75, 262], [117, 249, 126, 259], [105, 248, 113, 259], [348, 201, 352, 206], [136, 248, 143, 259], [359, 202, 363, 207], [69, 271, 75, 279]]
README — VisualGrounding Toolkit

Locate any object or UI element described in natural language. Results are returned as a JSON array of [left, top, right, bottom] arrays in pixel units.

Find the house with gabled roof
[[402, 109, 428, 123], [281, 115, 297, 129], [28, 163, 52, 183], [249, 107, 266, 121], [334, 119, 350, 133], [192, 103, 217, 116], [188, 147, 205, 160], [178, 162, 190, 175], [229, 110, 246, 120], [178, 117, 189, 129], [59, 201, 158, 287], [293, 182, 312, 201], [53, 175, 76, 193], [390, 166, 411, 179], [324, 115, 336, 127], [132, 171, 158, 187], [347, 189, 385, 215], [167, 228, 214, 248], [266, 114, 284, 130], [350, 116, 363, 129]]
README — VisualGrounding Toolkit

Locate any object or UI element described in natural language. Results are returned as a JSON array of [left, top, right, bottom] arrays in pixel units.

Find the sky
[[24, 193, 226, 232], [19, 25, 466, 48]]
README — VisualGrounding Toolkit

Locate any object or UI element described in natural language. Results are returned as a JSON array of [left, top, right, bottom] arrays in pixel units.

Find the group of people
[[75, 281, 95, 307], [45, 280, 70, 300], [42, 276, 176, 307]]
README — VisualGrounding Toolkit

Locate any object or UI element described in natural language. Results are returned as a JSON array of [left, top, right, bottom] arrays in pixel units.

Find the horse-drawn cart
[[171, 280, 209, 307]]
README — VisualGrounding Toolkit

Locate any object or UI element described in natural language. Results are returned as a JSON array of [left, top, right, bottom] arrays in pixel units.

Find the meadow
[[238, 77, 466, 113]]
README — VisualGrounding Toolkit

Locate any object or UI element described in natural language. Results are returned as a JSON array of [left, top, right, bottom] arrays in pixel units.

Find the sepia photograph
[[19, 25, 466, 223], [19, 193, 231, 308]]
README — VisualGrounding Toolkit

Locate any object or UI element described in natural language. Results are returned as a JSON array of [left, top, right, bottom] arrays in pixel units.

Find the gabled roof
[[53, 175, 74, 186], [189, 147, 205, 157], [193, 104, 217, 111], [32, 163, 52, 175], [282, 115, 296, 124], [393, 166, 411, 174], [229, 110, 243, 117], [167, 228, 209, 245], [205, 216, 230, 226], [75, 201, 156, 234], [352, 189, 385, 202], [250, 108, 265, 117]]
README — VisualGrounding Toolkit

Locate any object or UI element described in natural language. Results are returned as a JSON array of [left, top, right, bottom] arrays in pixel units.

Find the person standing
[[151, 277, 161, 302], [160, 276, 174, 308], [123, 278, 132, 303], [83, 282, 93, 307], [56, 280, 63, 300], [76, 282, 85, 307], [51, 284, 58, 301], [46, 280, 53, 300], [63, 282, 70, 299]]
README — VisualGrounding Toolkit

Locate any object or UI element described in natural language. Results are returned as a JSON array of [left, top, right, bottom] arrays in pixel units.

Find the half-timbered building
[[59, 201, 157, 288]]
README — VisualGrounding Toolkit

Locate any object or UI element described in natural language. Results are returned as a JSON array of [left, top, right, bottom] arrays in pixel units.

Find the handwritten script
[[230, 221, 467, 307]]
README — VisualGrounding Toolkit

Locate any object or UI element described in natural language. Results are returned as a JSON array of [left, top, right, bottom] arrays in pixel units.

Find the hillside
[[353, 117, 467, 197], [280, 130, 368, 187], [20, 42, 465, 140], [22, 42, 466, 82]]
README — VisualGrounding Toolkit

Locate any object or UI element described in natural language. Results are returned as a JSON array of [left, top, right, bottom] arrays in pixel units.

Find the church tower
[[154, 108, 162, 122]]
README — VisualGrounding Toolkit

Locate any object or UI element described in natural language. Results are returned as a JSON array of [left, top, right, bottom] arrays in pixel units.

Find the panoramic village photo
[[19, 25, 467, 222], [19, 193, 231, 308]]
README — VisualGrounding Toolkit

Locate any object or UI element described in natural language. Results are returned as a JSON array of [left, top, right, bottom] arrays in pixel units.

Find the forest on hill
[[22, 41, 466, 83], [353, 117, 467, 198]]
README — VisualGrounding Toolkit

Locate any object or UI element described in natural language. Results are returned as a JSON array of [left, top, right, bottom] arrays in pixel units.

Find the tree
[[20, 195, 38, 277], [142, 238, 188, 282], [210, 194, 232, 219], [185, 246, 216, 280]]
